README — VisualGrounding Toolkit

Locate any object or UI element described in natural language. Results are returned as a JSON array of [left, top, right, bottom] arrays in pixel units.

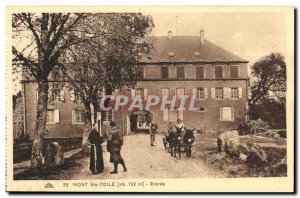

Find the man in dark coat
[[88, 123, 104, 174], [107, 121, 127, 174], [150, 123, 158, 146]]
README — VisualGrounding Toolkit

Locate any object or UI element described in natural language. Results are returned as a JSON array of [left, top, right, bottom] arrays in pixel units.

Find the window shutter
[[231, 107, 234, 121], [131, 89, 135, 98], [163, 109, 169, 121], [72, 110, 76, 124], [60, 88, 65, 102], [192, 88, 197, 97], [70, 88, 75, 101], [211, 88, 215, 99], [144, 88, 148, 99], [220, 108, 222, 120], [223, 66, 225, 78], [228, 88, 232, 98], [36, 89, 39, 102], [204, 88, 208, 98], [223, 87, 228, 99], [238, 87, 243, 99], [213, 67, 216, 79], [203, 66, 206, 78], [237, 66, 240, 77], [54, 109, 60, 123]]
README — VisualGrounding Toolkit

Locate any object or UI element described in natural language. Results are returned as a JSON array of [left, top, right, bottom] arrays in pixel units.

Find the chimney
[[200, 29, 205, 44], [168, 30, 172, 39]]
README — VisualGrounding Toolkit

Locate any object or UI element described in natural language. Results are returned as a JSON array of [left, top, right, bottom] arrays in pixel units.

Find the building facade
[[20, 30, 249, 139]]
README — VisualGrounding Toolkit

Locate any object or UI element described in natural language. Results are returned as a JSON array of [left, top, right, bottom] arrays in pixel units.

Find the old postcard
[[6, 6, 294, 192]]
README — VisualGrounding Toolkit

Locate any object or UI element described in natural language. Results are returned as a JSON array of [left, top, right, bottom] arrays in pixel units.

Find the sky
[[147, 12, 287, 65], [12, 11, 288, 94]]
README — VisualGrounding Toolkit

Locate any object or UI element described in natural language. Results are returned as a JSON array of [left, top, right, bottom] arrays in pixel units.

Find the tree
[[12, 13, 88, 169], [250, 53, 286, 105], [60, 13, 154, 148], [249, 53, 287, 124]]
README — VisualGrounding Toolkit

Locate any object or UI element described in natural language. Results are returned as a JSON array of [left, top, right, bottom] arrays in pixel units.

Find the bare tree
[[12, 13, 88, 170]]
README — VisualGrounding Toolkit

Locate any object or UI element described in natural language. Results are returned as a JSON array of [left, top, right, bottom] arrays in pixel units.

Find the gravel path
[[69, 134, 225, 179]]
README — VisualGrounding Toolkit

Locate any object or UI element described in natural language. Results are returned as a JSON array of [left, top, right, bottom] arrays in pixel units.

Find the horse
[[183, 128, 196, 158]]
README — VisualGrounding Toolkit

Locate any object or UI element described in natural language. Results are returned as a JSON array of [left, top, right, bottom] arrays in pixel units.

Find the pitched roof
[[139, 36, 248, 64]]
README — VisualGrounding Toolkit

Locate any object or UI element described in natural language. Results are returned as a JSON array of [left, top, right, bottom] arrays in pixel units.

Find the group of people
[[167, 119, 186, 136], [148, 119, 186, 147], [88, 121, 127, 175]]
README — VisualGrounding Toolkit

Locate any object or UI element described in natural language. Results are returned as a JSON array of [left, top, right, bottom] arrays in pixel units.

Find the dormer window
[[194, 51, 200, 56], [168, 52, 174, 57]]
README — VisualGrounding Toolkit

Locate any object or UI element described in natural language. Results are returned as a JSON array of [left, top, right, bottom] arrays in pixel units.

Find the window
[[161, 67, 169, 79], [177, 67, 185, 79], [215, 66, 223, 78], [46, 110, 55, 123], [135, 88, 144, 97], [49, 83, 64, 102], [75, 110, 85, 124], [103, 110, 113, 122], [220, 107, 234, 121], [47, 109, 59, 123], [163, 109, 169, 121], [136, 67, 144, 79], [194, 107, 206, 112], [216, 88, 223, 99], [176, 88, 185, 97], [196, 66, 204, 79], [199, 107, 206, 112], [231, 88, 238, 99], [197, 88, 205, 99], [230, 66, 239, 78], [161, 88, 170, 99]]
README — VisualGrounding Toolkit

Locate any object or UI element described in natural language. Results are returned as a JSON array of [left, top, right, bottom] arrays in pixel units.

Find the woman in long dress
[[88, 123, 104, 174]]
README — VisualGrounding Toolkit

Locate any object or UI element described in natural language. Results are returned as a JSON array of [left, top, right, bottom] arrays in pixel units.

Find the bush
[[237, 120, 270, 135]]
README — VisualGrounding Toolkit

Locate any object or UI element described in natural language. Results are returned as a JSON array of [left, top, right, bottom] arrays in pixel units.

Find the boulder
[[45, 142, 64, 167], [217, 130, 240, 155], [246, 144, 268, 167], [239, 144, 250, 161], [272, 133, 280, 139]]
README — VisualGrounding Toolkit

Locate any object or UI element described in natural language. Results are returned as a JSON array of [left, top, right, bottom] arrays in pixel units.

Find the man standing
[[88, 123, 104, 174], [150, 123, 158, 146], [107, 121, 127, 174]]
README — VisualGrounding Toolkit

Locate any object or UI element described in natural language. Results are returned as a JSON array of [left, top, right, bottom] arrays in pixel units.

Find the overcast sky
[[12, 11, 288, 94], [147, 12, 287, 65]]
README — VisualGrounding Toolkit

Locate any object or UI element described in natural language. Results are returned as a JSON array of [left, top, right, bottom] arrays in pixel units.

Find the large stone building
[[20, 30, 249, 139]]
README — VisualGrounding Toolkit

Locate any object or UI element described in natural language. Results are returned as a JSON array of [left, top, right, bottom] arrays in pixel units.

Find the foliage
[[250, 53, 286, 105]]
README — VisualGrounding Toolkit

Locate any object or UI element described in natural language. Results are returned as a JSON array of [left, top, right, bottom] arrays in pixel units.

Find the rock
[[45, 142, 64, 167], [239, 144, 250, 155], [272, 133, 280, 139], [239, 153, 248, 161], [246, 144, 268, 167], [217, 130, 240, 155], [238, 144, 250, 161], [276, 130, 286, 138]]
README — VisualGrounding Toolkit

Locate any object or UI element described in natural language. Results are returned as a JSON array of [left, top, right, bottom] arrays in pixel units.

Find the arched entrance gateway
[[129, 110, 153, 133]]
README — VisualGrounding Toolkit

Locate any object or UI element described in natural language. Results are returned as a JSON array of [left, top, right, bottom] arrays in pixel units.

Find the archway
[[129, 110, 153, 133]]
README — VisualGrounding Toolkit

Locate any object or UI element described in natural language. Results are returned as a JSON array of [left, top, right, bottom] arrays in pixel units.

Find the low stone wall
[[13, 137, 82, 163]]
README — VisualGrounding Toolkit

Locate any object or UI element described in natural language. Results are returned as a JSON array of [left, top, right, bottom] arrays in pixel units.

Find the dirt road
[[70, 134, 225, 179]]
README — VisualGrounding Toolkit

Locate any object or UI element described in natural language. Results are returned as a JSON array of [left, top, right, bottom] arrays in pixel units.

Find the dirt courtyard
[[63, 133, 226, 179]]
